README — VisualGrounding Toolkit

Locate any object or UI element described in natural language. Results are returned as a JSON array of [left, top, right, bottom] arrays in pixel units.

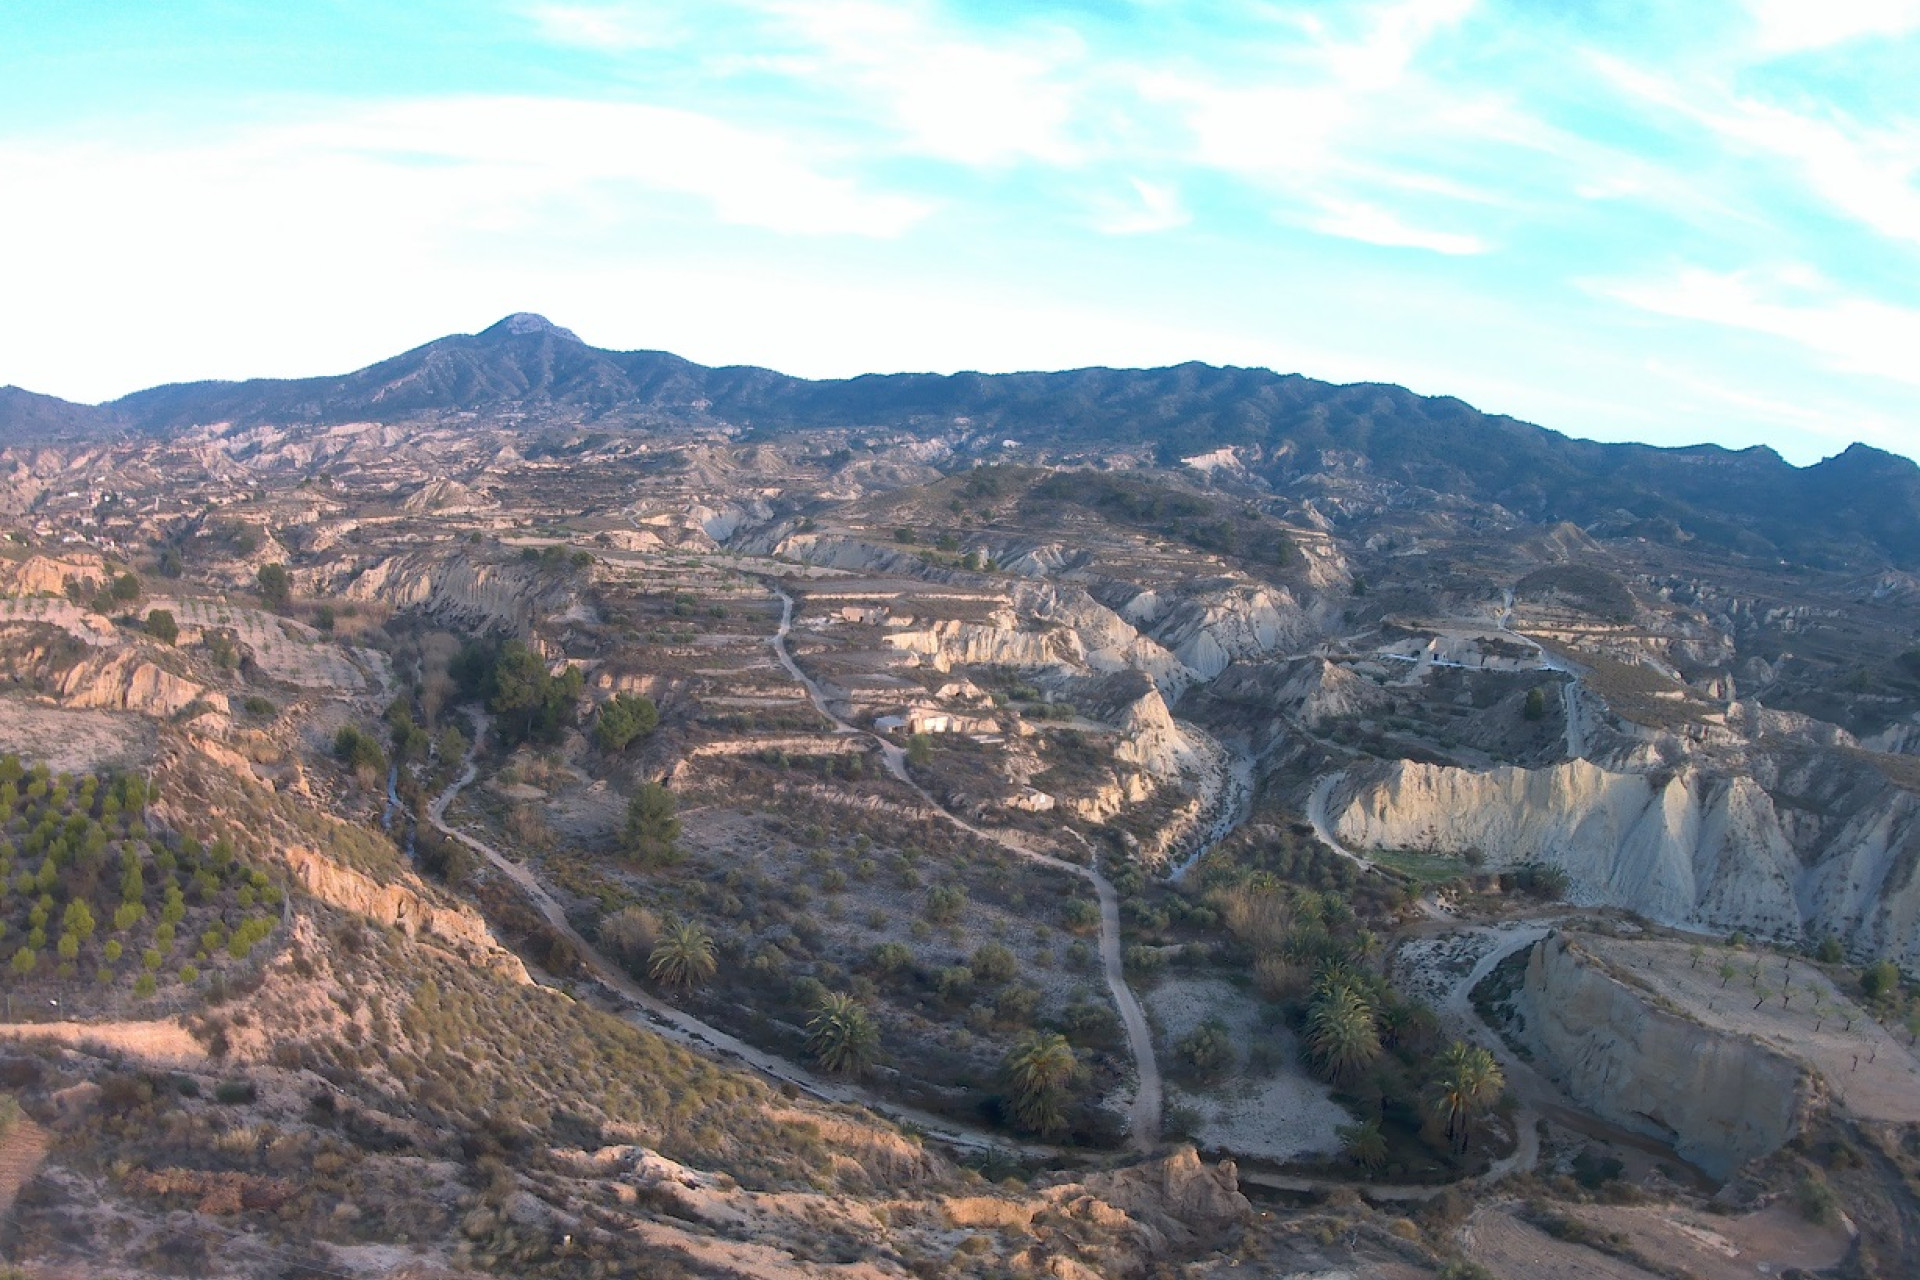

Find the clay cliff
[[1336, 753, 1920, 969], [1518, 933, 1811, 1177]]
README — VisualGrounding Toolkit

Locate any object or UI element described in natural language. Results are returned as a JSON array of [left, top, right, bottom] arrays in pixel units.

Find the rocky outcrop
[[283, 846, 531, 983], [885, 581, 1190, 696], [885, 616, 1070, 671], [1049, 1146, 1252, 1257], [1518, 933, 1811, 1178], [402, 477, 491, 513], [0, 553, 105, 597], [1334, 755, 1920, 971], [1139, 582, 1323, 681], [58, 651, 230, 719], [337, 550, 565, 632]]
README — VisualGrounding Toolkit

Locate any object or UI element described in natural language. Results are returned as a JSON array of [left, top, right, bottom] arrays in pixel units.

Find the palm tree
[[1430, 1041, 1504, 1154], [805, 992, 879, 1076], [647, 919, 716, 990], [1305, 980, 1381, 1083], [1003, 1031, 1078, 1136], [1338, 1117, 1389, 1172]]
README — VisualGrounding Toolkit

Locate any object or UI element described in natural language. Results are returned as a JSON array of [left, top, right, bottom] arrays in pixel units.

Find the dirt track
[[770, 585, 1165, 1152]]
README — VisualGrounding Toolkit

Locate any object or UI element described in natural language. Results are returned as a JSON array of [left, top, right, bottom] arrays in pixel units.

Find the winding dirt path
[[427, 711, 1048, 1158], [1562, 677, 1591, 760], [770, 586, 1163, 1151], [1241, 923, 1551, 1202]]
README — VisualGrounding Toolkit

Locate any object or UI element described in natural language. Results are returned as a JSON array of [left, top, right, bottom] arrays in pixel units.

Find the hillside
[[2, 313, 1915, 567]]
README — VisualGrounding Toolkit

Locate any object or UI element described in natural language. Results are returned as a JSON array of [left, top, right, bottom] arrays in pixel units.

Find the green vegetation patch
[[0, 755, 282, 1015], [1026, 471, 1298, 568]]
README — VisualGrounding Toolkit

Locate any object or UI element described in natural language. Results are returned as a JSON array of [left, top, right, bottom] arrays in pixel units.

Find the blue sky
[[2, 0, 1917, 464]]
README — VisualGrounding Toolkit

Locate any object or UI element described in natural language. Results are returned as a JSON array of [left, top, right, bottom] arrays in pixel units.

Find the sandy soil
[[0, 1116, 50, 1219], [1571, 1201, 1849, 1280], [1392, 929, 1506, 1008], [0, 596, 119, 644], [0, 1017, 205, 1062], [1463, 1204, 1663, 1280], [0, 698, 156, 772], [1143, 976, 1350, 1162], [1578, 932, 1920, 1123]]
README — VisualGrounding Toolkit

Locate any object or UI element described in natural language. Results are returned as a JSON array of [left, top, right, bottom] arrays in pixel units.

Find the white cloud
[[1592, 53, 1920, 250], [1090, 178, 1190, 234], [1323, 0, 1477, 92], [304, 97, 934, 237], [526, 3, 686, 50], [715, 0, 1090, 167], [1303, 197, 1489, 253], [1601, 265, 1920, 387], [1740, 0, 1920, 52], [0, 96, 933, 400]]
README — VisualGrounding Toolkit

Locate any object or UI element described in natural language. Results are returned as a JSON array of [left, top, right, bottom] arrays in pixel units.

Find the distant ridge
[[2, 314, 1916, 568]]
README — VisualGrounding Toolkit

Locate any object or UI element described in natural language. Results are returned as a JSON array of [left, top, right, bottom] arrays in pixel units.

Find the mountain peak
[[479, 313, 582, 343]]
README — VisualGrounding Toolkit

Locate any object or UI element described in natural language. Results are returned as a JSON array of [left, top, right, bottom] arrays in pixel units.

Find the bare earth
[[1572, 1201, 1850, 1280], [0, 1116, 50, 1219], [1143, 975, 1350, 1162], [1579, 933, 1920, 1123], [0, 1017, 206, 1063], [1463, 1204, 1663, 1280], [0, 698, 155, 773]]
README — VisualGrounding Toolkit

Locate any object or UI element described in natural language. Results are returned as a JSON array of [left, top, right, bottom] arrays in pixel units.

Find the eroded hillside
[[0, 322, 1916, 1278]]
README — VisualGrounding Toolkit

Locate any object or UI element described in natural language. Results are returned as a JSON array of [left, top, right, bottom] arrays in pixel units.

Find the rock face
[[1135, 583, 1323, 681], [1068, 1146, 1252, 1254], [338, 550, 564, 631], [1517, 933, 1810, 1178], [0, 553, 104, 596], [283, 846, 531, 983], [882, 580, 1192, 695], [58, 651, 230, 719], [1334, 756, 1920, 971]]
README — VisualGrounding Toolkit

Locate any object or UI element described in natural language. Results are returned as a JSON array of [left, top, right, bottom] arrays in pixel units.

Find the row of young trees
[[0, 759, 278, 1003]]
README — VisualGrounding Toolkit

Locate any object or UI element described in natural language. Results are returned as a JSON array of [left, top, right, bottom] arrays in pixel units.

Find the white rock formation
[[1335, 756, 1920, 970]]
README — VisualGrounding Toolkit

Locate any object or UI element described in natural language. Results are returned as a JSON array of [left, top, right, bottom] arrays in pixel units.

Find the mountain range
[[5, 312, 1916, 567]]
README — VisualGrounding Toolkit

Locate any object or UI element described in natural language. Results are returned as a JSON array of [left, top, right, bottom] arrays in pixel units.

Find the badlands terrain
[[0, 314, 1914, 1277]]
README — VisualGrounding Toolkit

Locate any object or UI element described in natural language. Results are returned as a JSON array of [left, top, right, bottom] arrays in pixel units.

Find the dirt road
[[770, 586, 1164, 1151], [429, 711, 1050, 1158]]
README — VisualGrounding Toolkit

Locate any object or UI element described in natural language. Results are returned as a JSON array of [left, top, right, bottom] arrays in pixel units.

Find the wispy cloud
[[1594, 53, 1920, 249], [1304, 197, 1488, 254], [1601, 265, 1920, 387], [1739, 0, 1920, 52], [5, 0, 1919, 463], [526, 3, 687, 50], [1090, 178, 1190, 235]]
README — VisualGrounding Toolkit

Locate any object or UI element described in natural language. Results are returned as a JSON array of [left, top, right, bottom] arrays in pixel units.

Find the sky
[[2, 0, 1917, 466]]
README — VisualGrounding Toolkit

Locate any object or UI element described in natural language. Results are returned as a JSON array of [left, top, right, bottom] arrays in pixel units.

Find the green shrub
[[594, 693, 660, 752], [924, 883, 965, 924], [1862, 960, 1901, 1002], [214, 1079, 258, 1105], [1798, 1173, 1839, 1225], [144, 609, 179, 645]]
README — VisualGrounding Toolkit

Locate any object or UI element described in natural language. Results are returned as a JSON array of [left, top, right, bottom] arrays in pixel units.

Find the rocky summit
[[0, 316, 1913, 1279]]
